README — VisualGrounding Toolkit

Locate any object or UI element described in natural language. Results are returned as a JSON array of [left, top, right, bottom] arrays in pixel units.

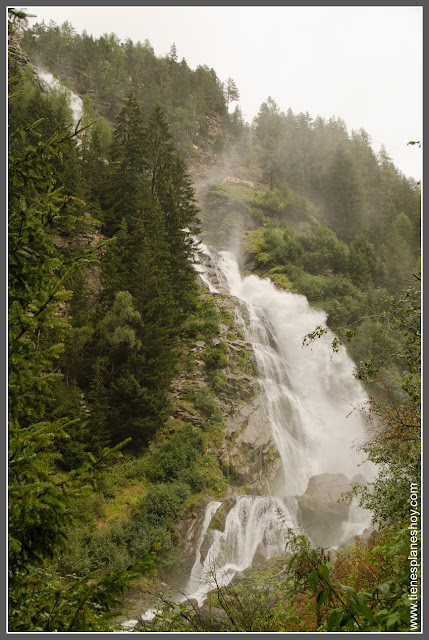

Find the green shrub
[[204, 342, 228, 370], [182, 297, 220, 339], [208, 370, 228, 390], [193, 386, 219, 414], [139, 481, 190, 528], [198, 455, 229, 497], [192, 387, 223, 427], [268, 269, 295, 291], [295, 273, 328, 301], [144, 425, 203, 484]]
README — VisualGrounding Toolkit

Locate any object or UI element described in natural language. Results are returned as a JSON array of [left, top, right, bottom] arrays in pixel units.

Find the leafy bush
[[138, 482, 190, 528], [287, 527, 414, 632], [208, 369, 228, 389], [267, 269, 296, 291], [294, 273, 328, 302], [191, 387, 224, 429], [144, 425, 203, 484], [198, 455, 229, 496], [204, 342, 228, 370], [182, 297, 220, 339]]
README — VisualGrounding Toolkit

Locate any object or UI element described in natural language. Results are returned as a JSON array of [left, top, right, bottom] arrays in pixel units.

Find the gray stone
[[297, 473, 354, 548]]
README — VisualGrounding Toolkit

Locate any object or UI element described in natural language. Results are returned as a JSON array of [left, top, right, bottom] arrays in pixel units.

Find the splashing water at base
[[185, 501, 222, 601], [340, 496, 373, 543], [184, 495, 300, 606]]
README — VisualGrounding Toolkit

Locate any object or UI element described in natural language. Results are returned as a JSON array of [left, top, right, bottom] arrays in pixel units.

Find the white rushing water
[[38, 69, 83, 125], [183, 496, 300, 606], [181, 244, 374, 605], [184, 501, 222, 604]]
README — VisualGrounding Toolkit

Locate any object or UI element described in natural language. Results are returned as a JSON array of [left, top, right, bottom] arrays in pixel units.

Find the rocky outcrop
[[8, 35, 52, 93], [297, 473, 367, 548], [221, 398, 281, 491]]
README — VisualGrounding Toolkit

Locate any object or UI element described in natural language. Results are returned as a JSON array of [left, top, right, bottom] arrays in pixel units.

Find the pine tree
[[143, 104, 175, 198], [104, 93, 148, 235], [93, 204, 178, 449], [100, 218, 133, 304], [347, 234, 378, 288], [324, 147, 367, 243], [157, 153, 200, 312], [168, 42, 178, 62], [223, 77, 240, 113], [254, 98, 285, 191], [143, 105, 200, 311]]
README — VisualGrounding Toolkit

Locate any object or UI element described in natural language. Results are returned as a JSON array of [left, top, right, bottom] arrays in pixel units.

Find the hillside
[[8, 10, 421, 633]]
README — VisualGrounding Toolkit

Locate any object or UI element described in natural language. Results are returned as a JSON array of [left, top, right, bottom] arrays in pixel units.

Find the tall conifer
[[105, 93, 148, 235]]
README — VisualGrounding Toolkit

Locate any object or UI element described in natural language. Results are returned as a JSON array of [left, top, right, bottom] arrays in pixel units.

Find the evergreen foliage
[[8, 11, 205, 630], [8, 21, 157, 628], [21, 20, 227, 153]]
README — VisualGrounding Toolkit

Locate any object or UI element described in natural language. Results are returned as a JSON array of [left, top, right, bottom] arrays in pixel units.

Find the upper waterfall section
[[38, 69, 83, 126], [196, 243, 375, 496]]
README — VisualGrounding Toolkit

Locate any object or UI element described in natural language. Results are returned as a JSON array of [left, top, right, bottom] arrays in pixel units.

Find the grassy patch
[[98, 482, 147, 528]]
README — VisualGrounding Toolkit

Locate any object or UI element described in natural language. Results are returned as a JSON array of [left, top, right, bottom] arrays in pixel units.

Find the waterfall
[[340, 496, 373, 542], [37, 69, 83, 125], [216, 249, 372, 491], [184, 496, 299, 606], [183, 501, 222, 605], [181, 244, 374, 604]]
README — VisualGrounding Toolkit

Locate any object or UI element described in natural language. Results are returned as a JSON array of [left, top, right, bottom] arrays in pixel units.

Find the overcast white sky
[[25, 6, 422, 179]]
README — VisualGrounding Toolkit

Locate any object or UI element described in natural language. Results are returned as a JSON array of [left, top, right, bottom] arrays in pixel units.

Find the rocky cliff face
[[172, 297, 280, 486]]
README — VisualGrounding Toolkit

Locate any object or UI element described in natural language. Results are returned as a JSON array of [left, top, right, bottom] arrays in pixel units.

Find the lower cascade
[[184, 496, 300, 606]]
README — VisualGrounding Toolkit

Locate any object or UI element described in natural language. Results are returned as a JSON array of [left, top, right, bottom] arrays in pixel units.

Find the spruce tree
[[107, 203, 177, 448], [144, 105, 200, 312], [104, 93, 148, 235], [157, 153, 200, 312], [143, 104, 175, 198], [223, 77, 240, 113]]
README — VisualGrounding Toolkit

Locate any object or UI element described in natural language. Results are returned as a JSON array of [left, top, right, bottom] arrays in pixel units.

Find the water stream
[[38, 69, 83, 125], [181, 244, 374, 605]]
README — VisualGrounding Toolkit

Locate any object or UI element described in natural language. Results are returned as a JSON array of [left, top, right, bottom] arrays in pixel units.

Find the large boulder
[[297, 473, 354, 548]]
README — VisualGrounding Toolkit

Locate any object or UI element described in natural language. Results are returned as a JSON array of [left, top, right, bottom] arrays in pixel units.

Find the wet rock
[[350, 473, 368, 486], [199, 527, 218, 565], [339, 525, 374, 549], [297, 473, 353, 548], [207, 497, 236, 534]]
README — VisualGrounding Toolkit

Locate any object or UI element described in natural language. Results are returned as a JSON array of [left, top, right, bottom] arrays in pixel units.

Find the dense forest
[[9, 9, 420, 632]]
